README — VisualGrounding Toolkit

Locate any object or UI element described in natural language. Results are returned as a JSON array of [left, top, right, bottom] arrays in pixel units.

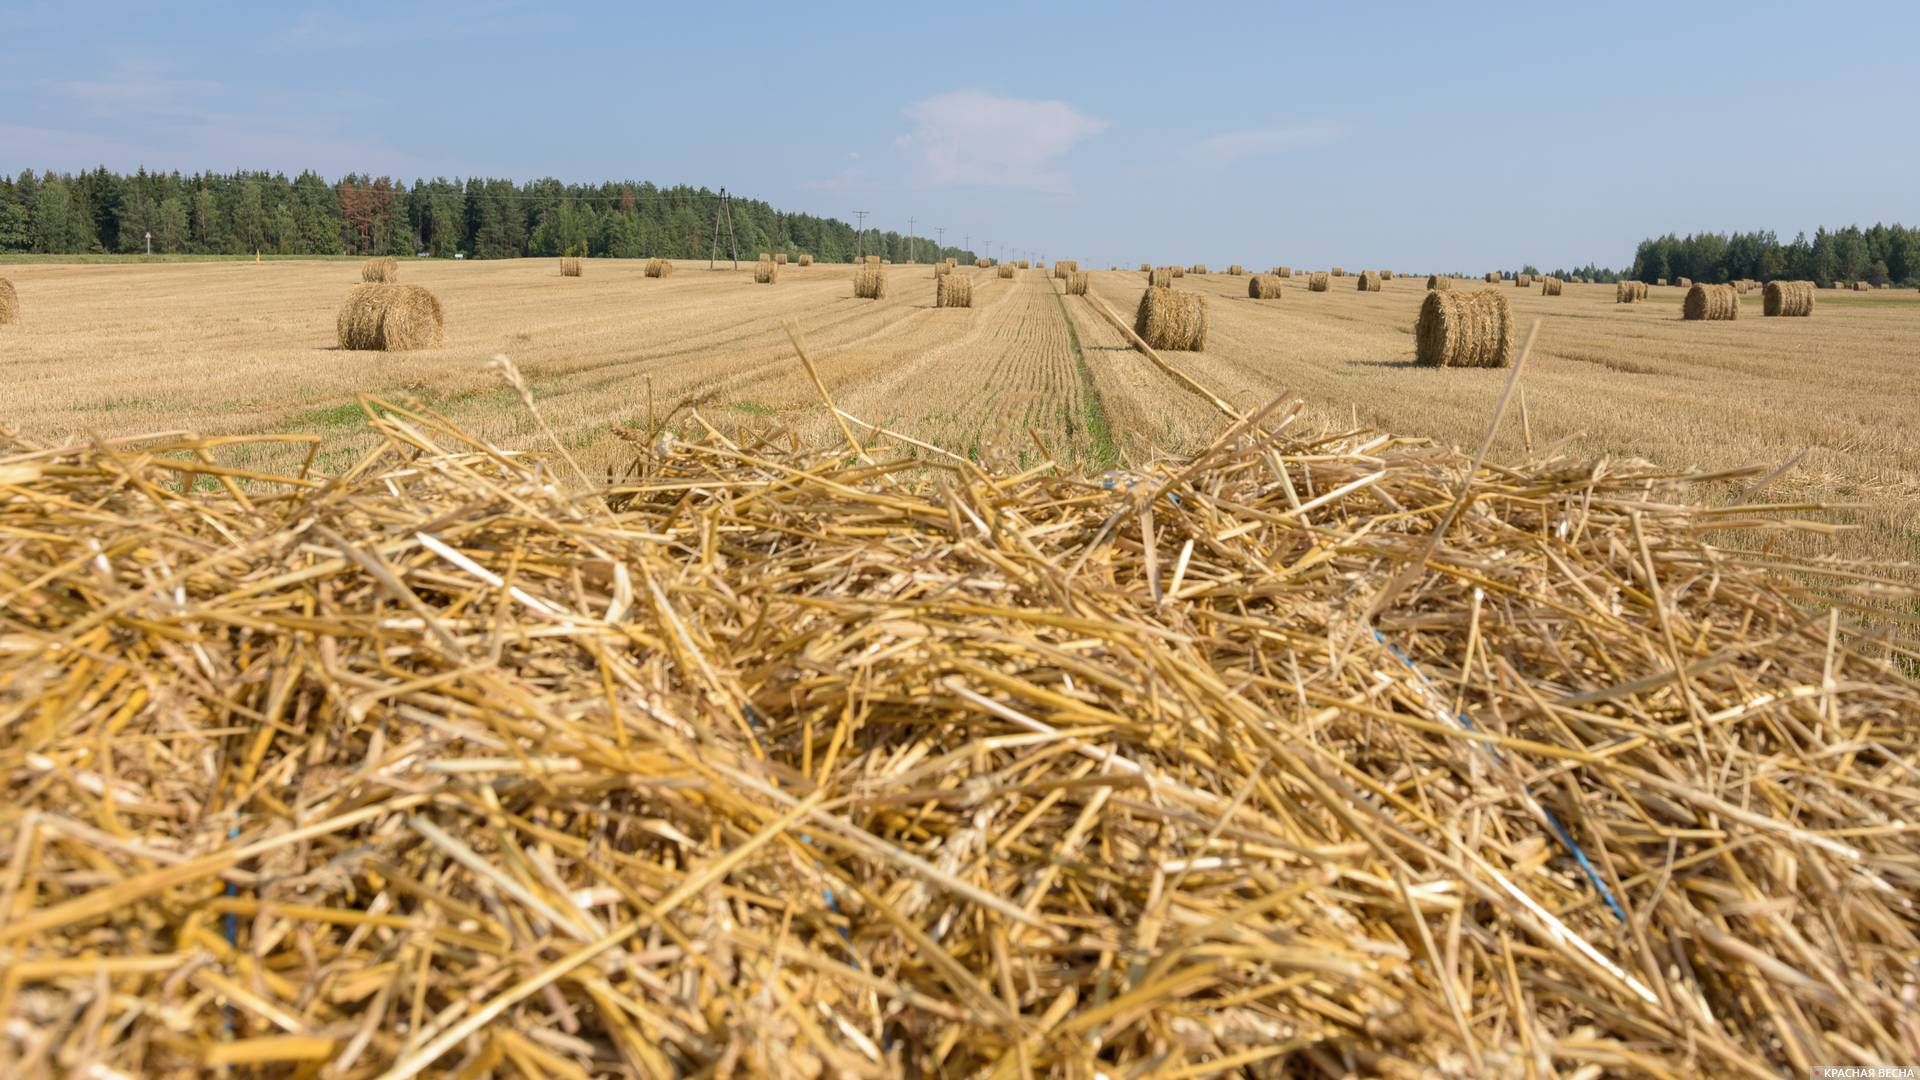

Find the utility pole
[[936, 227, 945, 258], [708, 188, 739, 270], [907, 216, 915, 264], [852, 209, 868, 261], [963, 234, 970, 257]]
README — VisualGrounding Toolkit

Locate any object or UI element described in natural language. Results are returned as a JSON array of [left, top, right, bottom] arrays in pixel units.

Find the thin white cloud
[[804, 165, 866, 193], [901, 90, 1106, 194], [1194, 123, 1343, 161]]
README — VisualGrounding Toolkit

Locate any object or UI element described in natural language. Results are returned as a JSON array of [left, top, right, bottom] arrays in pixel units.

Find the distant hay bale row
[[1064, 271, 1089, 296], [1134, 287, 1208, 351], [1148, 267, 1174, 288], [754, 261, 780, 284], [1356, 270, 1381, 292], [1484, 272, 1502, 283], [1189, 264, 1209, 275], [1426, 274, 1452, 291], [1514, 274, 1532, 287], [1226, 264, 1245, 275], [1248, 274, 1284, 299], [1379, 269, 1393, 281], [1307, 272, 1331, 292], [1683, 283, 1739, 321], [645, 258, 673, 278], [1616, 281, 1647, 303], [361, 256, 399, 283], [797, 254, 813, 267], [559, 258, 583, 277], [936, 274, 972, 308], [1415, 289, 1515, 368], [1540, 277, 1563, 296], [336, 284, 444, 352], [0, 277, 16, 325], [854, 265, 886, 299], [1329, 267, 1344, 277], [997, 263, 1016, 279], [1763, 280, 1815, 317]]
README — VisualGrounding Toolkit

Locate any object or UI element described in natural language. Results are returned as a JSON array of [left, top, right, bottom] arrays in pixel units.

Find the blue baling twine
[[1371, 628, 1628, 924]]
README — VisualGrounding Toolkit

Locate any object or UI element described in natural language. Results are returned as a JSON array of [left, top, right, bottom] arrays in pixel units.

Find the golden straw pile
[[1, 356, 1917, 1077]]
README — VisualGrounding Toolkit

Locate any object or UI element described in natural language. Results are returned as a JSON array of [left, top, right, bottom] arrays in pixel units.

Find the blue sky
[[3, 1, 1914, 269]]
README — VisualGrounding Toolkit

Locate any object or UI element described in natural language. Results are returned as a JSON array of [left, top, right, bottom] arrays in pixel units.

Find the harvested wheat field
[[3, 256, 1920, 1079], [5, 259, 1920, 571]]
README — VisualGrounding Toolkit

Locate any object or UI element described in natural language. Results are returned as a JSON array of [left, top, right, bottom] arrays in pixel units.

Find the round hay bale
[[1134, 287, 1208, 351], [1762, 280, 1814, 317], [559, 258, 583, 277], [1514, 274, 1532, 288], [854, 265, 887, 300], [1484, 272, 1502, 283], [644, 258, 674, 278], [1307, 272, 1331, 292], [1540, 277, 1563, 296], [1017, 260, 1029, 269], [754, 261, 780, 284], [936, 274, 973, 308], [774, 253, 788, 265], [1170, 265, 1185, 279], [1248, 274, 1284, 299], [1635, 281, 1649, 299], [1329, 267, 1344, 277], [1656, 277, 1668, 287], [1682, 283, 1739, 321], [1853, 281, 1871, 292], [0, 277, 16, 325], [997, 263, 1016, 279], [361, 257, 399, 283], [1064, 271, 1089, 296], [1616, 281, 1639, 303], [1357, 270, 1381, 292], [975, 258, 990, 269], [1415, 289, 1515, 369], [1426, 274, 1453, 291], [1675, 276, 1692, 288], [934, 262, 953, 278], [864, 255, 882, 266], [336, 284, 445, 352], [1053, 260, 1079, 279], [1271, 266, 1293, 278], [1139, 262, 1151, 272], [1226, 264, 1245, 276], [1148, 267, 1174, 288], [1379, 269, 1393, 281], [797, 254, 813, 267], [1189, 264, 1209, 275]]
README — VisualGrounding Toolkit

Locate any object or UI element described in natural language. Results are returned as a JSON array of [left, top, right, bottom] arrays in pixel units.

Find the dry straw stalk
[[334, 283, 445, 351], [1133, 285, 1207, 349], [1415, 287, 1515, 367], [1683, 283, 1739, 321], [1763, 280, 1815, 316], [935, 273, 973, 307]]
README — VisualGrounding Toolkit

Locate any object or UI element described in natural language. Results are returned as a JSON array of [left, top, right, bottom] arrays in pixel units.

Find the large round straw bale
[[1762, 280, 1814, 317], [936, 274, 973, 308], [1426, 274, 1452, 291], [1271, 266, 1293, 277], [336, 284, 445, 352], [934, 261, 952, 278], [1139, 262, 1151, 272], [1064, 271, 1089, 296], [1226, 264, 1245, 276], [1329, 267, 1344, 277], [1017, 260, 1029, 269], [1308, 272, 1331, 292], [864, 255, 882, 266], [559, 258, 583, 277], [361, 257, 399, 283], [1148, 267, 1173, 288], [1616, 282, 1636, 303], [1379, 269, 1393, 281], [1675, 276, 1692, 288], [1189, 264, 1209, 275], [1134, 287, 1208, 351], [1514, 274, 1532, 287], [1682, 283, 1739, 320], [1634, 281, 1649, 299], [1484, 272, 1501, 283], [1540, 277, 1563, 296], [644, 258, 673, 278], [1248, 274, 1284, 299], [997, 263, 1016, 279], [854, 265, 887, 299], [797, 254, 813, 267], [1169, 265, 1185, 278], [774, 253, 788, 265], [0, 277, 16, 325], [1853, 281, 1870, 292], [1357, 270, 1381, 292], [1656, 277, 1668, 287], [975, 258, 990, 269], [1415, 289, 1515, 368], [754, 261, 780, 284]]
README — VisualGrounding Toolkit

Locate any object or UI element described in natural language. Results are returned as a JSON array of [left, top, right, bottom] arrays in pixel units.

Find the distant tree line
[[1628, 224, 1917, 287], [0, 169, 979, 265]]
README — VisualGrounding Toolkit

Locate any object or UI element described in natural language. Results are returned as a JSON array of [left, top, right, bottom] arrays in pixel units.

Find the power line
[[907, 216, 915, 264]]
